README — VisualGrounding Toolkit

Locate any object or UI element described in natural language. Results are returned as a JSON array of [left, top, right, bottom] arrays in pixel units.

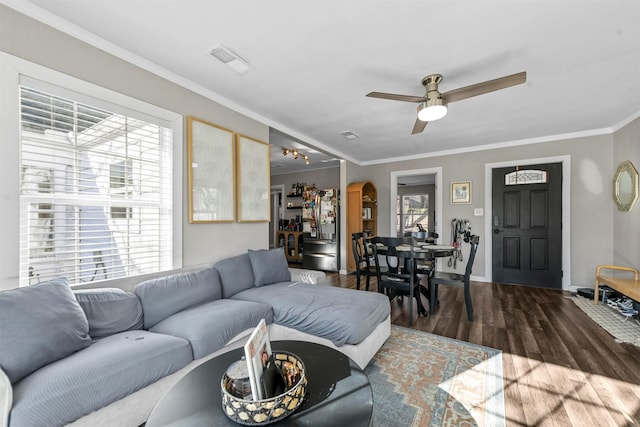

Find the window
[[20, 86, 173, 286], [396, 194, 429, 237], [505, 169, 548, 185]]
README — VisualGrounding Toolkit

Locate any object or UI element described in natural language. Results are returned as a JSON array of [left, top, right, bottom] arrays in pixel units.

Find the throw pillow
[[214, 253, 255, 298], [135, 267, 222, 329], [74, 288, 144, 338], [0, 278, 92, 384], [248, 248, 291, 287]]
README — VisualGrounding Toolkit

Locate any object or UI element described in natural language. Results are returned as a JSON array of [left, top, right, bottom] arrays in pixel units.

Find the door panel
[[530, 239, 547, 270], [504, 238, 520, 269], [492, 163, 562, 288], [504, 192, 520, 227], [530, 191, 547, 228]]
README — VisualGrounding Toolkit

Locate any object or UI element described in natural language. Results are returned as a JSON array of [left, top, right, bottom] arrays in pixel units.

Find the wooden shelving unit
[[275, 230, 304, 263], [346, 181, 377, 272]]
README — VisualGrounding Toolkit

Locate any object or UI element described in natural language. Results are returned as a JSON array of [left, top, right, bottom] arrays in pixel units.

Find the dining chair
[[370, 236, 424, 325], [428, 235, 479, 321], [351, 232, 377, 291]]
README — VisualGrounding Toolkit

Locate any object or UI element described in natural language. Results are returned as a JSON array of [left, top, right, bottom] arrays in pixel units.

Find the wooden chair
[[351, 232, 377, 291], [428, 235, 479, 321], [370, 236, 425, 325]]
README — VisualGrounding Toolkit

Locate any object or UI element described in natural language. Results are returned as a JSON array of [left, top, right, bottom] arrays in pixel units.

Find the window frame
[[1, 52, 183, 289]]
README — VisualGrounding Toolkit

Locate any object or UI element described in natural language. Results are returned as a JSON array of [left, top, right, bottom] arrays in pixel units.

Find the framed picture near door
[[451, 181, 471, 204]]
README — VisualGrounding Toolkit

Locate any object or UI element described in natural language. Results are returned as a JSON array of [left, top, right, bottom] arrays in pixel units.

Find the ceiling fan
[[366, 71, 527, 134]]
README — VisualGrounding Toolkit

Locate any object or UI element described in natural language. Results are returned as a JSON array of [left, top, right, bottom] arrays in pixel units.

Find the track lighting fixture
[[281, 147, 310, 165]]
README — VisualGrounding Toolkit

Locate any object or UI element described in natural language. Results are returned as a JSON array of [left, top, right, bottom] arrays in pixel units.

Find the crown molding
[[360, 127, 615, 166], [611, 109, 640, 133]]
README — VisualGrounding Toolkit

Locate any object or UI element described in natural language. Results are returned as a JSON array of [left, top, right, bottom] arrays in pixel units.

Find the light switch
[[474, 208, 484, 216]]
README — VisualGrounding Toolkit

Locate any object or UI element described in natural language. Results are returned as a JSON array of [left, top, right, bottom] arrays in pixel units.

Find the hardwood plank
[[321, 272, 640, 425]]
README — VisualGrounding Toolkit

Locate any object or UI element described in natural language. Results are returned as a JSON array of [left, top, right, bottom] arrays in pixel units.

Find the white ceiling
[[10, 0, 640, 174]]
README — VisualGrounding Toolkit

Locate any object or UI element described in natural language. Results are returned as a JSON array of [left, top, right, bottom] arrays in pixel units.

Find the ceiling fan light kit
[[417, 98, 447, 122], [367, 71, 526, 134]]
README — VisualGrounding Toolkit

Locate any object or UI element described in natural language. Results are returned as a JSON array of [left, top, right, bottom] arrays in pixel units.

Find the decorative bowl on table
[[221, 352, 307, 425]]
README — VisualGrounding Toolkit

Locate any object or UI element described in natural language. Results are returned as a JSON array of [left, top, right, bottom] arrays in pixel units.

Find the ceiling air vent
[[209, 44, 253, 75], [338, 130, 359, 140]]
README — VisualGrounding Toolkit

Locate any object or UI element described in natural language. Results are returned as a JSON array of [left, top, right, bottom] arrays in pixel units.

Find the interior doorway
[[390, 168, 443, 241]]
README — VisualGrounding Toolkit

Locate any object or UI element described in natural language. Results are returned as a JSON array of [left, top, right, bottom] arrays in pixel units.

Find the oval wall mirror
[[613, 160, 639, 212]]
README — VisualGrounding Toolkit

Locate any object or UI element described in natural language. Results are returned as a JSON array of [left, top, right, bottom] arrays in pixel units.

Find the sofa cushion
[[0, 278, 92, 384], [73, 288, 143, 338], [214, 253, 255, 298], [135, 267, 221, 329], [150, 299, 274, 359], [232, 283, 391, 346], [248, 248, 291, 287], [10, 330, 192, 427]]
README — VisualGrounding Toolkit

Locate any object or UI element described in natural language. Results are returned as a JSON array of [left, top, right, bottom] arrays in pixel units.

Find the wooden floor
[[324, 272, 640, 426]]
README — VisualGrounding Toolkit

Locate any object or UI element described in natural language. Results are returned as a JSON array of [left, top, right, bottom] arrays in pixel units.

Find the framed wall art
[[451, 181, 472, 204], [187, 116, 235, 223], [236, 134, 270, 222]]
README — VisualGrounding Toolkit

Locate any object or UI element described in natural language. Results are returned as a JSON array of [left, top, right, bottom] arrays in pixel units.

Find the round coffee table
[[146, 340, 373, 426]]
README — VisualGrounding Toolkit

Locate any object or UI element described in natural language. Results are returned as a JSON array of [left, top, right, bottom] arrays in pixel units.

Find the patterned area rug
[[571, 295, 640, 346], [365, 325, 504, 427]]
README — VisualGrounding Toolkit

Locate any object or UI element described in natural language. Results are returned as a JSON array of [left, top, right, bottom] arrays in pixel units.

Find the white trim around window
[[0, 52, 183, 289]]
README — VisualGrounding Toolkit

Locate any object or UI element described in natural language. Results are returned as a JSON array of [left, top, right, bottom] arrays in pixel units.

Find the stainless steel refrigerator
[[302, 188, 339, 272]]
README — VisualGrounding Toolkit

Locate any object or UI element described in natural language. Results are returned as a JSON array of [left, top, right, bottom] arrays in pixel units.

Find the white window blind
[[19, 86, 172, 286]]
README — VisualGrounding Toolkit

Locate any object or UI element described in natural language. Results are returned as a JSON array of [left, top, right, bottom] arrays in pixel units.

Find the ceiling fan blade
[[366, 92, 426, 103], [442, 71, 526, 103], [411, 118, 428, 135]]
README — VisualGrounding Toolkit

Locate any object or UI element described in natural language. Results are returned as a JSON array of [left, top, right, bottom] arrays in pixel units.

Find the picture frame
[[236, 134, 270, 222], [187, 116, 235, 223], [451, 181, 472, 204]]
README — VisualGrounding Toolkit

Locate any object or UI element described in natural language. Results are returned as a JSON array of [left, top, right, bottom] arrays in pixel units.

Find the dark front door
[[492, 163, 562, 288]]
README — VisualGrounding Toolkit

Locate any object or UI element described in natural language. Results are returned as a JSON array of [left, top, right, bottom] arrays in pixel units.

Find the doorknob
[[493, 228, 502, 234]]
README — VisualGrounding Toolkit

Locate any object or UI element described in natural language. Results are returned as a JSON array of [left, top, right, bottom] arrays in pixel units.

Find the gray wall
[[347, 133, 616, 289], [0, 5, 270, 289], [271, 167, 340, 221], [612, 117, 640, 267]]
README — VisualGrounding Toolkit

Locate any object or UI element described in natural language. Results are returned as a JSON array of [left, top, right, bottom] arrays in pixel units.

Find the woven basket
[[221, 352, 307, 425]]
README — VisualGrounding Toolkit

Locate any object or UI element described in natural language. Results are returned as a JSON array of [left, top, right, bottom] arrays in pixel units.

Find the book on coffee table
[[244, 318, 278, 400]]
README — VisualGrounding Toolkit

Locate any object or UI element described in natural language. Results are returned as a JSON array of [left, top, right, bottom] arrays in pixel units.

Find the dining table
[[373, 241, 455, 315]]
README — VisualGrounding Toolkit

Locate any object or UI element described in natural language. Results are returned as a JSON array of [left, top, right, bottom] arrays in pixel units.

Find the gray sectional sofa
[[0, 248, 391, 427]]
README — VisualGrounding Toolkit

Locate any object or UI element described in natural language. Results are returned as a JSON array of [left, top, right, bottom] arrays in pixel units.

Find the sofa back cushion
[[135, 267, 221, 329], [73, 288, 143, 338], [248, 248, 291, 287], [0, 278, 92, 384], [214, 253, 255, 298]]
